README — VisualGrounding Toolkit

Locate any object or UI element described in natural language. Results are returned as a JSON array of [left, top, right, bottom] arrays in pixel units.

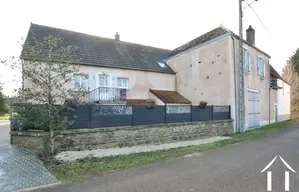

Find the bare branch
[[1, 34, 84, 132]]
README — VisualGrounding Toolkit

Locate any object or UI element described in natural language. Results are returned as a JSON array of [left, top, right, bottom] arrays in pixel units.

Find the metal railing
[[83, 87, 128, 103]]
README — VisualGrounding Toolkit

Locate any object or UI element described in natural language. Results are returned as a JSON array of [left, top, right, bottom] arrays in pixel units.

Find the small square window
[[117, 77, 129, 89], [74, 74, 89, 91]]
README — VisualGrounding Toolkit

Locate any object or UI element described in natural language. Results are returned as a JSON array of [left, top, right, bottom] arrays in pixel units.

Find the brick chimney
[[246, 25, 255, 45], [115, 32, 120, 41]]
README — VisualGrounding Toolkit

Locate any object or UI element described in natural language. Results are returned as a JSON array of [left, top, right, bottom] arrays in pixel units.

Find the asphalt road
[[35, 123, 299, 192]]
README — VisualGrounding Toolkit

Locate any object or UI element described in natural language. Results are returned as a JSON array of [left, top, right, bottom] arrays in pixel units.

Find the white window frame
[[74, 74, 89, 91], [96, 73, 111, 88], [243, 48, 251, 72], [117, 77, 129, 89], [257, 56, 265, 77], [95, 73, 112, 101]]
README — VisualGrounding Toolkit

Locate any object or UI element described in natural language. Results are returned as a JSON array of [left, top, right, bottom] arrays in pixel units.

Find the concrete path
[[0, 121, 10, 145], [0, 122, 57, 192], [33, 123, 299, 192]]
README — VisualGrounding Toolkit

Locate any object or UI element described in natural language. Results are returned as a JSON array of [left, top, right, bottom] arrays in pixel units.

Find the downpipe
[[269, 83, 271, 125]]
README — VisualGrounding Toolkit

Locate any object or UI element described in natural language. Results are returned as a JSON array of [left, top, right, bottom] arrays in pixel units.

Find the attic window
[[157, 61, 166, 68]]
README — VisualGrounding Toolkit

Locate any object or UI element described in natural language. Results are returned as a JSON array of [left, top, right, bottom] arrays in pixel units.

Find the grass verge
[[50, 119, 298, 181], [0, 114, 10, 120]]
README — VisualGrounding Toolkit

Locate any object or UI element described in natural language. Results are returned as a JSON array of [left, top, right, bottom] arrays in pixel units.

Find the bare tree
[[282, 59, 299, 119], [282, 60, 299, 93], [1, 34, 86, 155]]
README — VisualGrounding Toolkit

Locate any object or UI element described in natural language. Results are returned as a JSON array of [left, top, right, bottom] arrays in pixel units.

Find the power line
[[244, 0, 271, 35], [243, 0, 258, 10]]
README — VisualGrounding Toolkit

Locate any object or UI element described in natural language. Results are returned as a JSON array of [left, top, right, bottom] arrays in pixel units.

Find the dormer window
[[157, 61, 166, 68]]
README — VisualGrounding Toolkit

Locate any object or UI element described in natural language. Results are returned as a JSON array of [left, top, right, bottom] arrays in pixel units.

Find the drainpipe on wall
[[230, 34, 239, 133], [269, 84, 271, 125]]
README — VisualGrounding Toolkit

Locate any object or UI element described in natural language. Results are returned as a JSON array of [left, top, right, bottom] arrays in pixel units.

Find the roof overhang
[[149, 89, 191, 104]]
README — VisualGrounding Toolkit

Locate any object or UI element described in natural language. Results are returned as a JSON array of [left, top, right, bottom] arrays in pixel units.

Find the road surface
[[35, 123, 299, 192]]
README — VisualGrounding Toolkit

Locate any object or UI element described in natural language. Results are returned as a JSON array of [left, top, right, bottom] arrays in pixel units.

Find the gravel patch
[[55, 136, 231, 163]]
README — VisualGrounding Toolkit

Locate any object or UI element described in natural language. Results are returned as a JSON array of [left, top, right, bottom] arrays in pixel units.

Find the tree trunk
[[49, 129, 54, 154]]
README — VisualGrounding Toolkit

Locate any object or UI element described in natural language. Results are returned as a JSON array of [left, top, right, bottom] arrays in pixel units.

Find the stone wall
[[11, 131, 49, 154], [11, 119, 233, 154]]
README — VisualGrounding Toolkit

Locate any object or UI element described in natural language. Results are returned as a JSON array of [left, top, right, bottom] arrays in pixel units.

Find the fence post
[[211, 105, 214, 120], [190, 105, 192, 122], [164, 104, 167, 124], [89, 104, 92, 128], [131, 105, 134, 126], [229, 105, 231, 119]]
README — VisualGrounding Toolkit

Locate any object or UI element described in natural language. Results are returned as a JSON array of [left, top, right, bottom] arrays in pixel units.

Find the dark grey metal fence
[[66, 104, 230, 129], [11, 104, 230, 130]]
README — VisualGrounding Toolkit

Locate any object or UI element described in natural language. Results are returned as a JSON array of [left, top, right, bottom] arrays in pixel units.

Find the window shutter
[[243, 49, 246, 70], [248, 53, 251, 72], [263, 60, 266, 77], [257, 57, 260, 75]]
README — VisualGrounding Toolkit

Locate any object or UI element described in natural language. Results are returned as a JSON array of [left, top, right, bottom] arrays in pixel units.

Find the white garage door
[[248, 90, 260, 130]]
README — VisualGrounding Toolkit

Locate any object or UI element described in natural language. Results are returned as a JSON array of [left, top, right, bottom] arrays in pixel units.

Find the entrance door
[[98, 74, 110, 100], [248, 90, 260, 129]]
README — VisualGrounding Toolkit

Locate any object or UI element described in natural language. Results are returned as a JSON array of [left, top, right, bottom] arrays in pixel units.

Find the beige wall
[[78, 65, 175, 100], [233, 39, 272, 128], [270, 89, 277, 122], [23, 61, 176, 103], [277, 79, 291, 121], [166, 35, 235, 106], [149, 92, 164, 105], [166, 35, 236, 130], [166, 34, 274, 132]]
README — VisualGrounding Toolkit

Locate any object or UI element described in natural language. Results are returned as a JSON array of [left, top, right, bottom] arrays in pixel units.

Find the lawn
[[0, 114, 10, 120], [50, 119, 298, 181]]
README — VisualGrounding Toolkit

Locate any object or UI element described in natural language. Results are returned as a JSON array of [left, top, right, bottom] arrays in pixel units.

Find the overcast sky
[[0, 0, 298, 96]]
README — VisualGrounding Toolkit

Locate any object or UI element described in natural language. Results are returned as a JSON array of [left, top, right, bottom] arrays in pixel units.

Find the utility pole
[[238, 0, 245, 132]]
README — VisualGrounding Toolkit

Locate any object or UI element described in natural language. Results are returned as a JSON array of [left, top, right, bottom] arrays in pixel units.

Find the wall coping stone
[[56, 119, 233, 135], [10, 131, 49, 137], [10, 119, 233, 136]]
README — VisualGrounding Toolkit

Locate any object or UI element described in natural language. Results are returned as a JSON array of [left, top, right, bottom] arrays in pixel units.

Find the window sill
[[259, 75, 265, 80], [244, 70, 250, 74], [71, 90, 90, 93]]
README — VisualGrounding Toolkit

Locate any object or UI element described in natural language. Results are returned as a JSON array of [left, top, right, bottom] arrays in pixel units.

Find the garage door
[[248, 90, 260, 130]]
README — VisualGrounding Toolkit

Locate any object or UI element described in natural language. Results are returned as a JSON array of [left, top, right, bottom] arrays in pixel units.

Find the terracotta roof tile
[[270, 65, 289, 84], [126, 99, 147, 105], [150, 89, 191, 104]]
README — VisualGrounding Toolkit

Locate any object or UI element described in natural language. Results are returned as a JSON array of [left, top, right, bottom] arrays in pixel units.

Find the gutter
[[230, 34, 239, 133]]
